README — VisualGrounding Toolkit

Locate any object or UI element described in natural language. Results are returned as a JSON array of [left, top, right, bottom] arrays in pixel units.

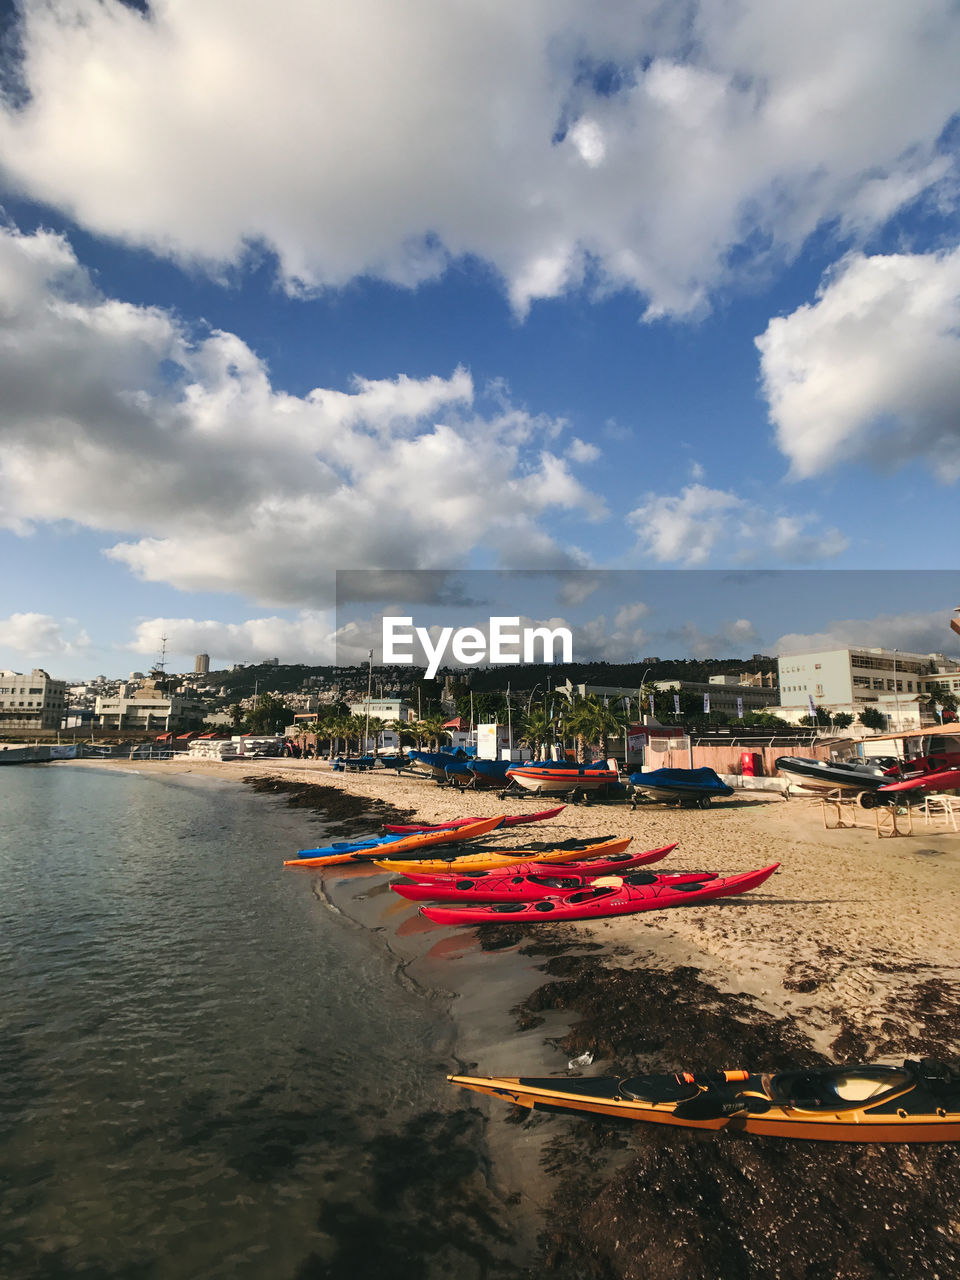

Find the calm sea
[[0, 766, 519, 1279]]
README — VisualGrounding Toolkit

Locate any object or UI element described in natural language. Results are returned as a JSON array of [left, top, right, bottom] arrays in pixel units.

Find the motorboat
[[774, 756, 889, 796], [506, 763, 620, 795], [629, 767, 734, 807]]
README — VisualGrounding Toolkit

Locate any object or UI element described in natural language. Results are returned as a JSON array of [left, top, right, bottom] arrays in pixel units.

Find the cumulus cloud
[[627, 484, 848, 566], [648, 617, 762, 660], [0, 226, 602, 603], [775, 610, 960, 658], [0, 612, 91, 656], [757, 247, 960, 480], [0, 1, 957, 315], [127, 613, 337, 668]]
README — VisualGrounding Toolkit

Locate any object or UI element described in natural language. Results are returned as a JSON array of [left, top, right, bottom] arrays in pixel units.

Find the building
[[651, 674, 780, 717], [777, 647, 960, 729], [194, 653, 210, 675], [95, 680, 207, 732], [554, 674, 778, 718], [0, 668, 67, 731], [347, 696, 416, 722]]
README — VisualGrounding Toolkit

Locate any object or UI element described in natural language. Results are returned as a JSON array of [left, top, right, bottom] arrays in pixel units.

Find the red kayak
[[383, 842, 678, 881], [392, 867, 717, 905], [418, 863, 779, 925], [879, 768, 960, 795], [383, 806, 565, 834]]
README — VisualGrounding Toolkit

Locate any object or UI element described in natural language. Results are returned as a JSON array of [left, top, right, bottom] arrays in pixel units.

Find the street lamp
[[525, 684, 542, 715]]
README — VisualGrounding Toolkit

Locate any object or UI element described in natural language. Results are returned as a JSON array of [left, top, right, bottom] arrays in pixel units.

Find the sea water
[[0, 766, 515, 1279]]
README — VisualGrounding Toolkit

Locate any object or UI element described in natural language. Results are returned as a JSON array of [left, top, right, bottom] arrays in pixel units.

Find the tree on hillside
[[245, 693, 288, 734]]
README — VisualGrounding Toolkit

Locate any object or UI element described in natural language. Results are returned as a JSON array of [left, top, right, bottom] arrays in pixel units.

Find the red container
[[741, 750, 762, 777]]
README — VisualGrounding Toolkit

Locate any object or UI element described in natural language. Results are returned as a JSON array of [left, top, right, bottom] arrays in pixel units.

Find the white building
[[0, 668, 67, 731], [347, 696, 416, 722], [95, 685, 207, 732], [777, 647, 960, 729]]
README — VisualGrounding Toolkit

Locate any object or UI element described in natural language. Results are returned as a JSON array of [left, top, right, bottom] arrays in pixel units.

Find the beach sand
[[69, 755, 960, 1277], [75, 754, 960, 1058]]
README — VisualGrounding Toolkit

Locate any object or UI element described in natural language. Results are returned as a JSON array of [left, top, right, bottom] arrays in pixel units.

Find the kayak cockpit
[[769, 1066, 913, 1111]]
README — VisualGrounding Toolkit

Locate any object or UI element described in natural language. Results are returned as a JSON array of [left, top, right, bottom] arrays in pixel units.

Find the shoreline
[[67, 754, 960, 1056], [63, 755, 960, 1276]]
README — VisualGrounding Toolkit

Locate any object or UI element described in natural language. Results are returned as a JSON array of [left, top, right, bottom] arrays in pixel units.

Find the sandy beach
[[61, 754, 960, 1276], [74, 753, 960, 1060]]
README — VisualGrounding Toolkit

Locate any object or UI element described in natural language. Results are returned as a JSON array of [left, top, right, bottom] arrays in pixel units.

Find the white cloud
[[775, 609, 960, 658], [0, 226, 602, 603], [627, 483, 848, 565], [127, 614, 337, 668], [757, 247, 960, 480], [0, 1, 957, 316], [0, 612, 91, 656], [567, 436, 601, 464], [653, 618, 761, 660]]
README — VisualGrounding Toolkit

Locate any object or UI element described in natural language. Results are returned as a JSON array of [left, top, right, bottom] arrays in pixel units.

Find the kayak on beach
[[382, 806, 565, 833], [448, 1058, 960, 1142], [418, 863, 779, 924], [284, 815, 505, 868], [391, 867, 717, 904], [373, 835, 633, 875], [380, 842, 678, 881]]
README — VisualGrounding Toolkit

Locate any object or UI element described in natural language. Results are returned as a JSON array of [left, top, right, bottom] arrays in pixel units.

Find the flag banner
[[703, 693, 710, 713], [648, 693, 655, 714], [808, 694, 816, 716], [673, 693, 681, 714], [736, 696, 743, 719]]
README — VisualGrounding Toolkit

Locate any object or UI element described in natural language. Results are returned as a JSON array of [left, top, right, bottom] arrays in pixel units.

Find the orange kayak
[[284, 815, 505, 868], [374, 835, 632, 876]]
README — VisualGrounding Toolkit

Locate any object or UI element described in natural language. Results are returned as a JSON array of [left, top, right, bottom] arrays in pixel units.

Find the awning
[[861, 722, 960, 743]]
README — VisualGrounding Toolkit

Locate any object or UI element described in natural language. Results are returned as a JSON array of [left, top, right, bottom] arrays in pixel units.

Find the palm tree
[[385, 718, 415, 749], [564, 696, 623, 763], [417, 714, 449, 752], [519, 708, 554, 761]]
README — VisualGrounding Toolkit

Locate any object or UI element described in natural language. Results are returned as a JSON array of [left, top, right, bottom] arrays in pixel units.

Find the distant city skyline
[[1, 5, 959, 674]]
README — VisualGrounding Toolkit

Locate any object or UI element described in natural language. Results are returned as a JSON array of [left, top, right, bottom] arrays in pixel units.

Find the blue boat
[[466, 759, 516, 785], [628, 767, 734, 808], [295, 832, 409, 858], [408, 749, 470, 779]]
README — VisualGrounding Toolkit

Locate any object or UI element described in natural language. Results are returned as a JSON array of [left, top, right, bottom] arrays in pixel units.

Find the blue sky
[[0, 1, 959, 677]]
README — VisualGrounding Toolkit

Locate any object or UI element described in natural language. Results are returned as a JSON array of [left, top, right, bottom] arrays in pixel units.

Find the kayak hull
[[383, 806, 565, 834], [879, 768, 960, 794], [374, 836, 632, 875], [380, 842, 677, 881], [448, 1061, 960, 1142], [419, 863, 778, 924], [392, 869, 716, 904], [284, 815, 504, 868]]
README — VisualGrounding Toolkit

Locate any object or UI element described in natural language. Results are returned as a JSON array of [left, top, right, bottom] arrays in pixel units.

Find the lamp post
[[893, 649, 901, 731]]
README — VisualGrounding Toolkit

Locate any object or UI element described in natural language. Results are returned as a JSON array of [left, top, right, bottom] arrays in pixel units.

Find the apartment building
[[777, 647, 960, 729], [0, 668, 68, 731]]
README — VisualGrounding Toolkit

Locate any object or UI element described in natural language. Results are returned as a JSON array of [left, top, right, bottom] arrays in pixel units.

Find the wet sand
[[69, 756, 960, 1276]]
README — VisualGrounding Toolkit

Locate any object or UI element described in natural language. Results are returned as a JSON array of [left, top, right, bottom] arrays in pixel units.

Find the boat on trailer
[[629, 767, 734, 807], [774, 756, 889, 797]]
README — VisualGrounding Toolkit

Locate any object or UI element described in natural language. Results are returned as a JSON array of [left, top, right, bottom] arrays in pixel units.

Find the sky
[[0, 0, 959, 678]]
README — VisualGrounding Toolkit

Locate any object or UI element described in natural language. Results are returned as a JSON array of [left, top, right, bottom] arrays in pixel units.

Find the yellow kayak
[[374, 835, 632, 875]]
